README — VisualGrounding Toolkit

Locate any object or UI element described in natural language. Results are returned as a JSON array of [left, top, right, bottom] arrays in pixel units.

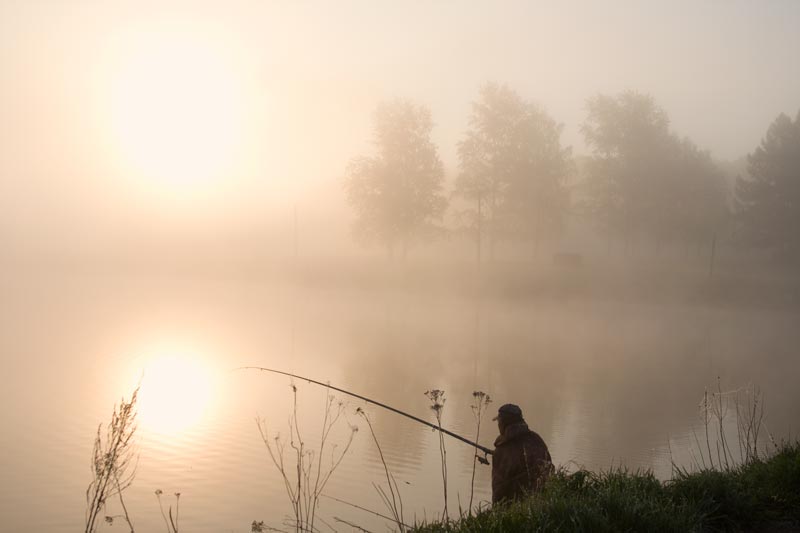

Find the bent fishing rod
[[238, 366, 493, 458]]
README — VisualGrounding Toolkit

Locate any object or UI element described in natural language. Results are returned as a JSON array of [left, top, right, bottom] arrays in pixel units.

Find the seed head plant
[[155, 489, 181, 533], [425, 389, 448, 521], [468, 391, 491, 513], [85, 387, 139, 533]]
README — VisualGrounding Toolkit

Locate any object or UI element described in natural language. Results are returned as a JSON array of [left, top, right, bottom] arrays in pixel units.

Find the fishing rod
[[239, 366, 493, 458]]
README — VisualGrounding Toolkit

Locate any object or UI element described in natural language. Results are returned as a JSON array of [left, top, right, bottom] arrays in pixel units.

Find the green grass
[[414, 442, 800, 533]]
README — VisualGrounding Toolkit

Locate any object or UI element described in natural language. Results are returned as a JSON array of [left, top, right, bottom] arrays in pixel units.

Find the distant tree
[[344, 100, 447, 258], [736, 111, 800, 260], [453, 132, 493, 262], [581, 91, 728, 251], [671, 138, 729, 251], [454, 83, 571, 260], [581, 91, 672, 246]]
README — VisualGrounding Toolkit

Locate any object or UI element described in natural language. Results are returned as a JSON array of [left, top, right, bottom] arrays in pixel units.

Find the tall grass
[[415, 442, 800, 532], [691, 380, 773, 471], [256, 383, 357, 532], [85, 387, 139, 533], [413, 466, 706, 532], [357, 407, 409, 531]]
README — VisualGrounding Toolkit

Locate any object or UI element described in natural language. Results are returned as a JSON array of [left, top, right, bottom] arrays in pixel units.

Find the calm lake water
[[2, 264, 798, 532]]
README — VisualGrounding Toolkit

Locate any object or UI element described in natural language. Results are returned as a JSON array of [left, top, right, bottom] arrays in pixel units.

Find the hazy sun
[[106, 29, 245, 190], [138, 352, 215, 435]]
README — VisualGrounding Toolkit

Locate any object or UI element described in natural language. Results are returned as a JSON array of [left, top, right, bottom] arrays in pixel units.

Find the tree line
[[344, 83, 800, 263]]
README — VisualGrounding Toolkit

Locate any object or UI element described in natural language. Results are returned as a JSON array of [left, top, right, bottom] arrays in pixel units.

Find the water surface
[[2, 265, 797, 531]]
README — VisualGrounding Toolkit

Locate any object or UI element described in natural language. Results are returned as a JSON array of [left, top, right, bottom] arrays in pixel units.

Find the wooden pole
[[708, 232, 717, 280]]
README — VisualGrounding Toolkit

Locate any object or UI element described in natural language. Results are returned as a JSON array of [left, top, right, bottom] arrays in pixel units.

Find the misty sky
[[1, 0, 799, 248]]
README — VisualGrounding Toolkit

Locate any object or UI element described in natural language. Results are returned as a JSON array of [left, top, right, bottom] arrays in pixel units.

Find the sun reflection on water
[[137, 351, 215, 435]]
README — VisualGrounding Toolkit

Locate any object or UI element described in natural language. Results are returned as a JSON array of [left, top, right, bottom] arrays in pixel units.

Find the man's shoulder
[[525, 429, 546, 444]]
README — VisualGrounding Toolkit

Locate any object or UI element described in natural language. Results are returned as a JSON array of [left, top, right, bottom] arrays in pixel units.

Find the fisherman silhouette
[[491, 403, 553, 503]]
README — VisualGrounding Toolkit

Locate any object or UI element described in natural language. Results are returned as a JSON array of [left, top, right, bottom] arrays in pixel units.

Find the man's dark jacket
[[492, 421, 552, 503]]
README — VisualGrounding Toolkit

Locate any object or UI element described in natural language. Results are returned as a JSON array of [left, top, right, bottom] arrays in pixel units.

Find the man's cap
[[493, 403, 523, 421]]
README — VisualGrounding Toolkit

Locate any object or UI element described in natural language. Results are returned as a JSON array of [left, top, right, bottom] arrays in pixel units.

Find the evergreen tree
[[736, 111, 800, 260]]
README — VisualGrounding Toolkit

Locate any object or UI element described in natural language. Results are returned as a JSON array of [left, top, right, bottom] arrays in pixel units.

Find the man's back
[[492, 421, 552, 503]]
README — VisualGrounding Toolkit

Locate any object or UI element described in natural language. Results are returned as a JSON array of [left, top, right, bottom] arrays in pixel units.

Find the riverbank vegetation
[[86, 381, 798, 532], [414, 441, 800, 532]]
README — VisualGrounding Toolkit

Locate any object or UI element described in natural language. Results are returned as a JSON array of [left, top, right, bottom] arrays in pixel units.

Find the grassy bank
[[414, 442, 800, 532]]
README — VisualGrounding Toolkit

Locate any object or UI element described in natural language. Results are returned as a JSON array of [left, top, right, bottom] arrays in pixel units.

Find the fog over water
[[2, 1, 799, 254], [1, 1, 799, 532]]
